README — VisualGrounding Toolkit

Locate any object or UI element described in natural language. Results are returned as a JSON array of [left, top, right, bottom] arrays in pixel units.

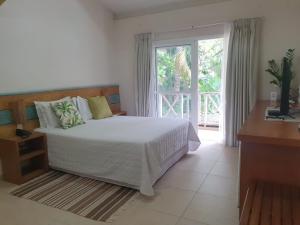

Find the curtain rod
[[154, 17, 263, 35], [154, 22, 226, 35]]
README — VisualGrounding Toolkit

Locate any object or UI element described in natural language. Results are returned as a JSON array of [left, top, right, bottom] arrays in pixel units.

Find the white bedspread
[[36, 116, 200, 196]]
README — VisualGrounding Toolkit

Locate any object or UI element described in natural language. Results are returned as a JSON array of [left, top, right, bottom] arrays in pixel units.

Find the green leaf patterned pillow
[[51, 100, 85, 129]]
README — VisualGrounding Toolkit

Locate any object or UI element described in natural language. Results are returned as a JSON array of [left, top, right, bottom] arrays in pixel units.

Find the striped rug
[[11, 171, 138, 223]]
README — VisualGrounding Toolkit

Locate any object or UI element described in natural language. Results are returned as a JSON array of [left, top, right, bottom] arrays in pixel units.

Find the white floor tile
[[184, 193, 239, 225], [172, 154, 216, 174], [196, 144, 223, 161], [176, 218, 208, 225], [113, 206, 179, 225], [210, 162, 238, 178], [156, 168, 207, 191], [218, 148, 239, 164], [136, 187, 195, 216], [198, 175, 238, 200], [0, 193, 106, 225]]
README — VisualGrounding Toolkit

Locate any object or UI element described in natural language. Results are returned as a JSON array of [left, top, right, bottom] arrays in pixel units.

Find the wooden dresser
[[237, 101, 300, 212]]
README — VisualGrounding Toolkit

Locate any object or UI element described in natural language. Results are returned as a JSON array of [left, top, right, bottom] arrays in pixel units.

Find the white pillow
[[34, 104, 47, 128], [71, 97, 78, 108], [35, 97, 71, 128], [76, 96, 93, 121]]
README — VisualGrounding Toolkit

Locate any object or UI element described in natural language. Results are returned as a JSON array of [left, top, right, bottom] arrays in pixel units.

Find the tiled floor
[[0, 135, 240, 225]]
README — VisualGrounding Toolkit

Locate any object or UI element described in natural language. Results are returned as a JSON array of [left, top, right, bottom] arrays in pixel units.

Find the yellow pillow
[[88, 96, 113, 119]]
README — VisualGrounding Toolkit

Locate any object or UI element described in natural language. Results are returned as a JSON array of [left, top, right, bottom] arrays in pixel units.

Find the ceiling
[[99, 0, 230, 19]]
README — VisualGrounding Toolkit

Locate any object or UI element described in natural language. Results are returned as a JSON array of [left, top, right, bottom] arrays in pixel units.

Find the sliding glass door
[[154, 40, 198, 127]]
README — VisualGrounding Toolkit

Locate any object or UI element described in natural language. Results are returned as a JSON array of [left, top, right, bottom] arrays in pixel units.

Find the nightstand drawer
[[0, 132, 48, 184], [19, 136, 45, 155]]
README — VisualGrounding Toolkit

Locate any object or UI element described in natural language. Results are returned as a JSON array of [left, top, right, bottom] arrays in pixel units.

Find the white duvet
[[36, 116, 200, 196]]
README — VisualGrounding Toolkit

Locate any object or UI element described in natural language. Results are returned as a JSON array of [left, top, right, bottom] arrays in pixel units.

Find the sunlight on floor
[[198, 128, 222, 144]]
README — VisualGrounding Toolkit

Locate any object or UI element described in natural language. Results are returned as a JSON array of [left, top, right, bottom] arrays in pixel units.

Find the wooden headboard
[[0, 85, 121, 138]]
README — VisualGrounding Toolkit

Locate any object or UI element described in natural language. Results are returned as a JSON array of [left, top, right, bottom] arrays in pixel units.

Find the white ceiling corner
[[99, 0, 231, 20]]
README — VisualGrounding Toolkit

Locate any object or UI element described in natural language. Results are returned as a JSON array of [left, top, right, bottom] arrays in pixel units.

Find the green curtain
[[225, 18, 261, 147]]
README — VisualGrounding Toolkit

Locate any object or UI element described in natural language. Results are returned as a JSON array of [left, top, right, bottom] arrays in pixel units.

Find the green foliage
[[198, 39, 223, 93], [156, 46, 191, 92], [156, 46, 192, 116], [156, 39, 223, 117], [198, 39, 223, 115], [265, 49, 295, 87], [156, 39, 223, 93], [286, 48, 295, 66]]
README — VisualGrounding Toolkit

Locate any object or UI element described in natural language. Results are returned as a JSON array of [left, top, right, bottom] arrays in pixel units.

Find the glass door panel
[[198, 38, 223, 128], [155, 45, 193, 120]]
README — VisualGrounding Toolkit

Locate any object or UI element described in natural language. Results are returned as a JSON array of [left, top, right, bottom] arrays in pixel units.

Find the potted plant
[[266, 49, 296, 104], [266, 49, 295, 87]]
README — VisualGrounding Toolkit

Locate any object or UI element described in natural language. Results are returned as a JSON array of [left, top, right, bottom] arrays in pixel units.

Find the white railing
[[157, 91, 221, 127], [198, 92, 221, 127], [157, 92, 191, 119]]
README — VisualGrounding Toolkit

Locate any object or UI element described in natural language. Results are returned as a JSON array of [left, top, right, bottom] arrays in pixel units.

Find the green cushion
[[51, 100, 85, 129], [88, 96, 112, 120]]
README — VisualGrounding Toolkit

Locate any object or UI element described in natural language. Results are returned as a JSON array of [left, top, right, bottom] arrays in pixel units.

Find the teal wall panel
[[26, 105, 38, 120], [108, 94, 120, 105], [0, 110, 14, 125]]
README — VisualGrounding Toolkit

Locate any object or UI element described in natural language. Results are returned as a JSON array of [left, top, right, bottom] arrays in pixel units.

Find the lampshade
[[10, 100, 26, 128]]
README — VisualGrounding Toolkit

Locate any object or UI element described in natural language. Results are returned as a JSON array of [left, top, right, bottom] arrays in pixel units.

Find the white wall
[[0, 0, 116, 94], [0, 0, 115, 176], [114, 0, 300, 115]]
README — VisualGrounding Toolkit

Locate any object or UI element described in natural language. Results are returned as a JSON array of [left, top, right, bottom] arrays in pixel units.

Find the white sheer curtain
[[219, 23, 232, 144], [224, 18, 261, 147], [135, 33, 153, 117]]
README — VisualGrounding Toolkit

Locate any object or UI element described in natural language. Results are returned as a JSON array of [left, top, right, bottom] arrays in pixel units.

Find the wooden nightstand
[[0, 132, 49, 184], [113, 111, 127, 116]]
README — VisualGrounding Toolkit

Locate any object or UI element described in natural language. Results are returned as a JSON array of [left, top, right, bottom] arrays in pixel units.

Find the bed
[[35, 116, 200, 196], [0, 86, 200, 195]]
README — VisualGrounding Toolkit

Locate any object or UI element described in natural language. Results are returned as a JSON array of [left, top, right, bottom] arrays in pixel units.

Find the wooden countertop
[[237, 101, 300, 147], [0, 132, 45, 143]]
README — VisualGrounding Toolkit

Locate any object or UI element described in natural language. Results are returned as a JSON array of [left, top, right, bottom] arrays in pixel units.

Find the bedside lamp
[[10, 100, 26, 130]]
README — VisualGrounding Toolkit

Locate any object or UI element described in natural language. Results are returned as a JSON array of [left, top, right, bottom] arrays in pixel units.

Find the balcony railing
[[157, 91, 221, 127], [198, 92, 221, 128], [157, 92, 191, 119]]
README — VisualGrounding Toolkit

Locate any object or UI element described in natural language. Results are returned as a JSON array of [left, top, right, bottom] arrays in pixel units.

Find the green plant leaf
[[270, 80, 279, 86], [266, 59, 282, 87], [286, 49, 295, 65], [266, 49, 296, 88]]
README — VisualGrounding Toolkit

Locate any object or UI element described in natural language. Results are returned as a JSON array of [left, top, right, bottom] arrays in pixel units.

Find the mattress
[[35, 116, 200, 196]]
